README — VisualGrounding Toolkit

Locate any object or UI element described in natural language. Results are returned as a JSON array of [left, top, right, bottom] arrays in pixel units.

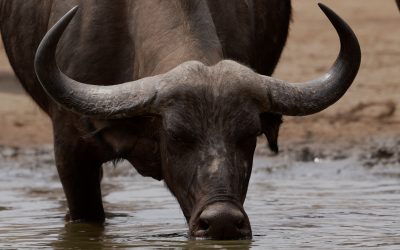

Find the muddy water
[[0, 142, 400, 249]]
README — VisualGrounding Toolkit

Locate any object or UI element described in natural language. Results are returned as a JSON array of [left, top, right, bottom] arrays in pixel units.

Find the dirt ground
[[0, 0, 399, 148]]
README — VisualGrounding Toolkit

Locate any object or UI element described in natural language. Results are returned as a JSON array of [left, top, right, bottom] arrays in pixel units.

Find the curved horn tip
[[318, 3, 341, 21], [317, 3, 335, 14], [317, 3, 351, 30], [63, 5, 80, 23], [53, 6, 79, 27], [317, 2, 361, 60], [34, 5, 80, 80], [35, 5, 79, 58], [317, 2, 329, 11], [69, 5, 80, 15]]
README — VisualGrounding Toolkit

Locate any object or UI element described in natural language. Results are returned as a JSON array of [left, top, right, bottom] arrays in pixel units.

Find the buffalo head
[[34, 4, 360, 239]]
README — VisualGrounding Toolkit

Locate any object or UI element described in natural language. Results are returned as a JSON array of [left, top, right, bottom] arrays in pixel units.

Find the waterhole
[[0, 143, 399, 249]]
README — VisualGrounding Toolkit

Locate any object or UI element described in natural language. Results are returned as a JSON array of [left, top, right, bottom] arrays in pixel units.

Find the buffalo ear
[[260, 113, 282, 153]]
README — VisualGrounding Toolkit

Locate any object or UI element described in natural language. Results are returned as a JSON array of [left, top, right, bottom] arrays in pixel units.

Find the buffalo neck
[[129, 0, 224, 78], [50, 0, 223, 84]]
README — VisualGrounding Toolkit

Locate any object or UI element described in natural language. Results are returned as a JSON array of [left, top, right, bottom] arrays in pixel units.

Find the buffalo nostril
[[236, 218, 244, 229], [192, 202, 252, 239], [198, 218, 210, 231]]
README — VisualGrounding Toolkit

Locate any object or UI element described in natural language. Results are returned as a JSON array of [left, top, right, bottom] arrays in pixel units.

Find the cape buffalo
[[0, 0, 360, 240]]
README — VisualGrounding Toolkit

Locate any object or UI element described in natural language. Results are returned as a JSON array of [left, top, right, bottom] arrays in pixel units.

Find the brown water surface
[[0, 142, 400, 249]]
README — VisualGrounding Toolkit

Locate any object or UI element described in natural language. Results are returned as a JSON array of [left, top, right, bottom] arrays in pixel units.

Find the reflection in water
[[51, 221, 252, 249], [184, 240, 252, 249], [0, 147, 400, 248], [53, 223, 105, 249]]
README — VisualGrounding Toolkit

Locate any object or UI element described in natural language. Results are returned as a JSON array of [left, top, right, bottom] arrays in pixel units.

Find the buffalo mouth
[[188, 202, 252, 240]]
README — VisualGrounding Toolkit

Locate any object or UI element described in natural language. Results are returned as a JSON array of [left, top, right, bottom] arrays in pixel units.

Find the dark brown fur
[[0, 0, 291, 238]]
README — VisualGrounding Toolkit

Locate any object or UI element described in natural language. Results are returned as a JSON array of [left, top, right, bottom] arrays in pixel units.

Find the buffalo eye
[[168, 130, 197, 147], [236, 130, 261, 147]]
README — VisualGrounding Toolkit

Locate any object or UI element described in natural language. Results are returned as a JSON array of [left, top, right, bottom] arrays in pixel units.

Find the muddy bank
[[2, 135, 399, 175]]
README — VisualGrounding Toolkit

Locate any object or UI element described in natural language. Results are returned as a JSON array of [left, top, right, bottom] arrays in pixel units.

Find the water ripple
[[0, 148, 400, 249]]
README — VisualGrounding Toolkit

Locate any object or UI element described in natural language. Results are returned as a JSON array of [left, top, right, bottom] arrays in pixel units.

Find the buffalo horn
[[34, 6, 166, 118], [258, 3, 361, 116]]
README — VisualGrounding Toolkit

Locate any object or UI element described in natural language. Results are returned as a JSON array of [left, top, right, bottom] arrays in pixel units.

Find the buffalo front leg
[[53, 125, 105, 222]]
